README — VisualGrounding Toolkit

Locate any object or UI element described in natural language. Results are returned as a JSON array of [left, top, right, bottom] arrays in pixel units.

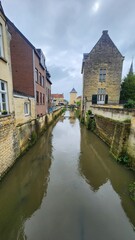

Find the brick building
[[81, 30, 124, 113], [7, 18, 51, 118]]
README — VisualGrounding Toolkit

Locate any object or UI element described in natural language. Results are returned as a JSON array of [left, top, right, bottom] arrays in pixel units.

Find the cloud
[[3, 0, 135, 99]]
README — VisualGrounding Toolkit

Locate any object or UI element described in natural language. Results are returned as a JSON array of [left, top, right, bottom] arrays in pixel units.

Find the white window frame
[[97, 88, 106, 104], [0, 80, 8, 114], [99, 69, 106, 82], [24, 102, 30, 116], [0, 24, 4, 58]]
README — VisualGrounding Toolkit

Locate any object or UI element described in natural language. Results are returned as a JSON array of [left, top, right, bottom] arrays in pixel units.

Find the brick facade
[[8, 20, 35, 97]]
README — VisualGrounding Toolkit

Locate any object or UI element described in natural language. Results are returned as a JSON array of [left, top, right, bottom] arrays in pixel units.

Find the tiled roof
[[51, 94, 64, 99]]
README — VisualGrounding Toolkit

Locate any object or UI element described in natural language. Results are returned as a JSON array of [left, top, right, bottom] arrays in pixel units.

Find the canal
[[0, 111, 135, 240]]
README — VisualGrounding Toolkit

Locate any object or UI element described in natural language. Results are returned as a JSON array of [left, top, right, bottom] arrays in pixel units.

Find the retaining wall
[[0, 107, 63, 179], [89, 105, 135, 164]]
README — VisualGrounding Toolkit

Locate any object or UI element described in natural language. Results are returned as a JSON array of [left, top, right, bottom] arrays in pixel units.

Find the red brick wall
[[34, 53, 46, 116], [8, 22, 34, 97]]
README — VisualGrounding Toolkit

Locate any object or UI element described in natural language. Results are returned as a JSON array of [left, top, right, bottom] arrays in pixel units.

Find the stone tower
[[81, 30, 124, 112], [69, 88, 77, 105]]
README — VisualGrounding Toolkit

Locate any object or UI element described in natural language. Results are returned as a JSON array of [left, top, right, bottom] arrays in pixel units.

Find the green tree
[[120, 73, 135, 101]]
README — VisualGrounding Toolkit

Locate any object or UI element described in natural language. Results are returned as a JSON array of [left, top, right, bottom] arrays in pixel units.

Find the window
[[40, 92, 42, 104], [35, 68, 38, 82], [43, 94, 45, 104], [99, 69, 106, 82], [97, 88, 106, 104], [0, 24, 4, 58], [42, 76, 44, 87], [24, 102, 30, 115], [36, 91, 39, 104], [0, 80, 8, 114], [39, 72, 42, 85]]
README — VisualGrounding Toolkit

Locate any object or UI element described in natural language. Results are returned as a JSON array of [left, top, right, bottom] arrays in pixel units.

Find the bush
[[117, 153, 131, 166], [80, 117, 85, 124], [124, 99, 135, 109], [129, 182, 135, 202], [31, 131, 37, 144]]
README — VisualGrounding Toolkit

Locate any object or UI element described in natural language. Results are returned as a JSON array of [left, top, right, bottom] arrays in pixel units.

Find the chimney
[[102, 30, 108, 35]]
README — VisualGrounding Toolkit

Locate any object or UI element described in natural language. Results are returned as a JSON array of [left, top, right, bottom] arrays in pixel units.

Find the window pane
[[1, 82, 5, 91], [2, 93, 6, 102]]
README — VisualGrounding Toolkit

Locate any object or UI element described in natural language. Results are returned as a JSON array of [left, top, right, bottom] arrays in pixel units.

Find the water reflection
[[79, 124, 135, 227], [0, 112, 135, 240], [0, 126, 53, 240]]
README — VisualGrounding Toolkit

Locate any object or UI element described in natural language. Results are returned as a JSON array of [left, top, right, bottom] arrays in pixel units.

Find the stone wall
[[95, 115, 130, 159], [0, 107, 63, 179], [0, 116, 19, 178], [90, 105, 135, 164]]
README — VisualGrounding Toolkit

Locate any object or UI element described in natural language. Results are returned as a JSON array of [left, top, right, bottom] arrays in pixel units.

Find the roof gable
[[90, 30, 124, 58]]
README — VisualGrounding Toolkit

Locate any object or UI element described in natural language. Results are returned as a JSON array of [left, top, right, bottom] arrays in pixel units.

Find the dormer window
[[0, 24, 4, 57], [99, 69, 106, 82]]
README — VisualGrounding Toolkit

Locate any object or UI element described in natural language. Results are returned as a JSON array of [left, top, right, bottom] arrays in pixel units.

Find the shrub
[[124, 99, 135, 109], [117, 153, 131, 166], [31, 131, 37, 144], [129, 182, 135, 202]]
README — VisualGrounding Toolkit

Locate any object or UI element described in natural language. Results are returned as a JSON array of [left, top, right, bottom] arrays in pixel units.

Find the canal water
[[0, 111, 135, 240]]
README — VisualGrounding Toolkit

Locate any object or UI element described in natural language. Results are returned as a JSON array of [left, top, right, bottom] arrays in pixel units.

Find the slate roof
[[81, 30, 124, 73], [0, 1, 5, 16], [70, 88, 77, 93]]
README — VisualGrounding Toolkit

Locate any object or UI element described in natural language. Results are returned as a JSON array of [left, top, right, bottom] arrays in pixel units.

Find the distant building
[[0, 3, 14, 115], [51, 94, 64, 106], [69, 88, 77, 105], [81, 30, 124, 113]]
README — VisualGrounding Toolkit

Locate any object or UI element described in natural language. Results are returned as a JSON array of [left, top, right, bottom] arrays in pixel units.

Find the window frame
[[0, 24, 4, 58], [35, 68, 38, 83], [36, 91, 39, 104], [0, 80, 8, 114], [24, 102, 30, 116], [99, 69, 106, 82]]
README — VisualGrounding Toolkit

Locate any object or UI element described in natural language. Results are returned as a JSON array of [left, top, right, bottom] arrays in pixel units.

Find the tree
[[120, 73, 135, 101]]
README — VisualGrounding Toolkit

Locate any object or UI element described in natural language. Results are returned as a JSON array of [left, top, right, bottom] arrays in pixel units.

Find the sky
[[2, 0, 135, 100]]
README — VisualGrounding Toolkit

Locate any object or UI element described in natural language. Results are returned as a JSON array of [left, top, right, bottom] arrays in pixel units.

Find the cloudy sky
[[2, 0, 135, 100]]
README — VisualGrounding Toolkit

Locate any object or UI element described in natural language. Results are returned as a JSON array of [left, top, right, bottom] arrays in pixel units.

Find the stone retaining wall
[[0, 107, 63, 179], [89, 105, 135, 164]]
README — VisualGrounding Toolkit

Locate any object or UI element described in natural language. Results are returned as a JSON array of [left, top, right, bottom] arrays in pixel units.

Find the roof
[[81, 30, 124, 73], [51, 94, 64, 99], [0, 1, 5, 17], [70, 88, 77, 93], [77, 96, 81, 99], [90, 30, 124, 57]]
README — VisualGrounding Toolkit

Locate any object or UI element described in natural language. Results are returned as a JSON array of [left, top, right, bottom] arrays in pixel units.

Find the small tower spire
[[129, 58, 134, 75]]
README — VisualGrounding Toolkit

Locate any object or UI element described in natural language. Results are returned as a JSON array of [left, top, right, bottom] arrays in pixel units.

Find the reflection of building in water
[[69, 111, 76, 124], [0, 126, 53, 239], [79, 124, 135, 227], [79, 125, 108, 191]]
